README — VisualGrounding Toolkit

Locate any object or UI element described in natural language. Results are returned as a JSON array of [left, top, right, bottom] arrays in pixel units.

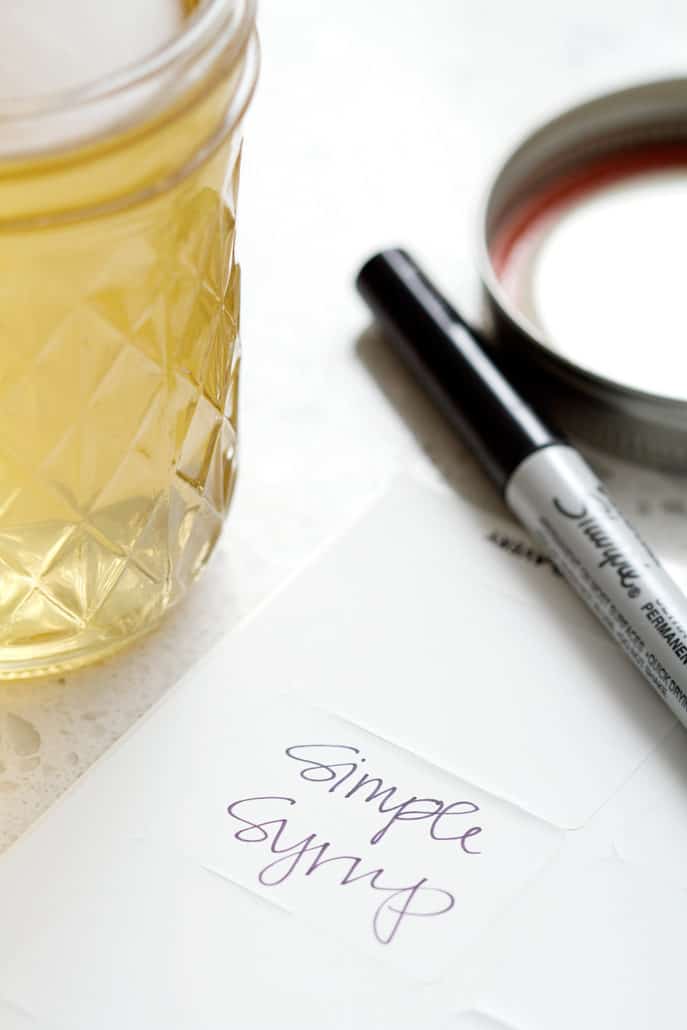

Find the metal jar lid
[[478, 78, 687, 471]]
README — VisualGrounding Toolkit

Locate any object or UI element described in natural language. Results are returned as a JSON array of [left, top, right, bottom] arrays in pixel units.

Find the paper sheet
[[0, 475, 679, 1028], [470, 853, 687, 1030]]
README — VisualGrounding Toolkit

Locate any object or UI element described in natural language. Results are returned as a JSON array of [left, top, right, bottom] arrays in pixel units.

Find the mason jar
[[0, 1, 259, 677]]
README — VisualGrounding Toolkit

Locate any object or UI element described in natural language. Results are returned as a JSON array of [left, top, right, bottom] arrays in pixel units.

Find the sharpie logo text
[[552, 498, 641, 598]]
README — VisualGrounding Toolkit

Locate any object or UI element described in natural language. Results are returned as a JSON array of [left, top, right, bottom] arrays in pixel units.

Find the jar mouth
[[0, 0, 257, 158]]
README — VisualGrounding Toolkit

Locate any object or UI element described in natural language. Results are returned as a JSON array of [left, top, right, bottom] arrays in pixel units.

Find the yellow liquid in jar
[[0, 1, 245, 676]]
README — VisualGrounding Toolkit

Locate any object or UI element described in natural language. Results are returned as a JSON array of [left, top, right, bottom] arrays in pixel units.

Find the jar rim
[[0, 0, 257, 155]]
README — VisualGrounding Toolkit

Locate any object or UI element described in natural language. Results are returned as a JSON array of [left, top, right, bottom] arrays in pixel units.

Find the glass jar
[[0, 1, 259, 677]]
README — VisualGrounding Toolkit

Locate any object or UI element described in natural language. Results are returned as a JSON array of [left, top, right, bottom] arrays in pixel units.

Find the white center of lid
[[529, 168, 687, 399], [0, 0, 187, 99]]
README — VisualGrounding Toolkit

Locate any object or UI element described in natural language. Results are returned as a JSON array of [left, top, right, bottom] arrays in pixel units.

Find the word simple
[[285, 743, 483, 852]]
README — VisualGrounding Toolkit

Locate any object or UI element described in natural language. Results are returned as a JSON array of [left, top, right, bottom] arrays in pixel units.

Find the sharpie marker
[[356, 248, 687, 730]]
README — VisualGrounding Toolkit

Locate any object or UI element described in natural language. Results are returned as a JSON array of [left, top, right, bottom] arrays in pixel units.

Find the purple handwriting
[[226, 742, 485, 945], [285, 744, 483, 853], [226, 795, 455, 944]]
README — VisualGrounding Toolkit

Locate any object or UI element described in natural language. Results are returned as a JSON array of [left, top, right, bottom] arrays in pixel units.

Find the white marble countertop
[[2, 0, 687, 850]]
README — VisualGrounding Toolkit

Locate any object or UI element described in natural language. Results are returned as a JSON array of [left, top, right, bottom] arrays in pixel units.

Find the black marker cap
[[356, 249, 561, 492]]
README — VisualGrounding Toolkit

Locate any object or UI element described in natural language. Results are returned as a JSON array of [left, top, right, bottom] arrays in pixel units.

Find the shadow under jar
[[0, 1, 259, 678]]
